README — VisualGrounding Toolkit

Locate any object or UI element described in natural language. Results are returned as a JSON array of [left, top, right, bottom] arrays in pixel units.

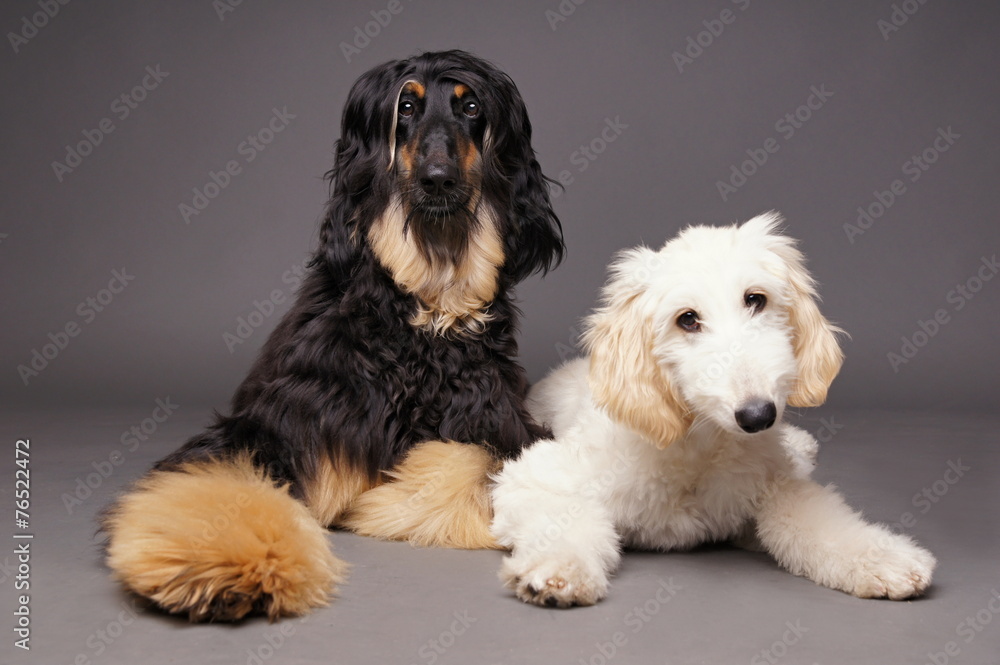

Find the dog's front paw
[[500, 554, 608, 608], [848, 531, 937, 600]]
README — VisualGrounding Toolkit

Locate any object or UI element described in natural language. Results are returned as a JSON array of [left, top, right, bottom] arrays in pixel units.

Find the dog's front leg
[[491, 438, 620, 608], [755, 477, 936, 599]]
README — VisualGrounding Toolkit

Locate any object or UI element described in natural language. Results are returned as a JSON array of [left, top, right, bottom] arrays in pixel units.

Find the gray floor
[[1, 407, 997, 665]]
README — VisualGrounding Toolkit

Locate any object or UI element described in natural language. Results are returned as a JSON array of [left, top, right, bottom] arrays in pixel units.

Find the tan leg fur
[[340, 441, 501, 549]]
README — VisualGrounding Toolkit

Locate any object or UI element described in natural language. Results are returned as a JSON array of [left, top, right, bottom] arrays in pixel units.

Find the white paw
[[847, 531, 937, 600], [500, 553, 609, 608], [780, 426, 819, 478]]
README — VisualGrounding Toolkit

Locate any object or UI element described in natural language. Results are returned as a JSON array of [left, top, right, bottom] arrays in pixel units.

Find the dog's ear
[[503, 139, 565, 283], [582, 249, 689, 448], [317, 60, 408, 277], [336, 59, 407, 170], [473, 66, 564, 283], [785, 263, 844, 407], [750, 214, 845, 407]]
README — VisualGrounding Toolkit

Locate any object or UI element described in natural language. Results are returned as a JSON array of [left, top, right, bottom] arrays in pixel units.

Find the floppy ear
[[757, 219, 845, 407], [503, 139, 564, 283], [582, 250, 689, 448], [316, 59, 407, 277], [475, 67, 564, 283]]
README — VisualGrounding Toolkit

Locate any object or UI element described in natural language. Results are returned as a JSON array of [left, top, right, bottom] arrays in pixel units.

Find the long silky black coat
[[155, 50, 563, 500]]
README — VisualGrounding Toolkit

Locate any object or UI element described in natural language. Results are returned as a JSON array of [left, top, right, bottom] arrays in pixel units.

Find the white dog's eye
[[744, 292, 767, 314], [677, 310, 701, 332]]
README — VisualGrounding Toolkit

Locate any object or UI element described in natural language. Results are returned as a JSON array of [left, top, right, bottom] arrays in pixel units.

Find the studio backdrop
[[2, 0, 998, 413]]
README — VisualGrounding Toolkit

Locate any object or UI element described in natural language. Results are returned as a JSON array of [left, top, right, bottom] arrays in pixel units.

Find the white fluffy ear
[[751, 217, 845, 407], [582, 249, 689, 448]]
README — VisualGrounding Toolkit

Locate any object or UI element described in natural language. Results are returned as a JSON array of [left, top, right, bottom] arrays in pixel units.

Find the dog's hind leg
[[302, 453, 375, 527], [339, 440, 499, 549], [101, 455, 347, 621]]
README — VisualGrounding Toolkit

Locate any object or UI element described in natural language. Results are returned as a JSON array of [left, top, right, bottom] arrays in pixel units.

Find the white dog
[[491, 213, 936, 608]]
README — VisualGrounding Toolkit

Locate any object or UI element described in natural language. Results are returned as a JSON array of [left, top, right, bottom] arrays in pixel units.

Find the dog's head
[[583, 213, 844, 447], [318, 50, 564, 333]]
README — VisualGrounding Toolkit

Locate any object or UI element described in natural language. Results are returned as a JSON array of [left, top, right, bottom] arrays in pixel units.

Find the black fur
[[155, 50, 563, 493]]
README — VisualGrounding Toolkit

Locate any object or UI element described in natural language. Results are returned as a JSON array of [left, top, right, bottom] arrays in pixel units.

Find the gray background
[[2, 0, 998, 412], [1, 2, 1000, 665]]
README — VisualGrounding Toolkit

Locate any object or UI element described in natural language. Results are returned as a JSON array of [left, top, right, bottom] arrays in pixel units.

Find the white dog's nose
[[735, 400, 777, 433]]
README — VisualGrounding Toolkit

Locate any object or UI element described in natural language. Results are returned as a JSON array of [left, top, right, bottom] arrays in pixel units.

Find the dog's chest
[[366, 323, 528, 445], [613, 437, 775, 550]]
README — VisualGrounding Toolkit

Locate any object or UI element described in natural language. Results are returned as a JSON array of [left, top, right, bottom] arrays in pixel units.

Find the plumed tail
[[341, 440, 500, 549], [100, 456, 345, 622]]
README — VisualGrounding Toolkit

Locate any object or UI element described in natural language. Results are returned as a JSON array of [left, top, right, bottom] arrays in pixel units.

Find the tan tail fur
[[102, 455, 345, 621], [340, 440, 501, 549]]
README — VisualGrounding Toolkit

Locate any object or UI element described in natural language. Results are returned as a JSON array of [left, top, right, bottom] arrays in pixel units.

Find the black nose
[[418, 160, 459, 197], [735, 400, 777, 433]]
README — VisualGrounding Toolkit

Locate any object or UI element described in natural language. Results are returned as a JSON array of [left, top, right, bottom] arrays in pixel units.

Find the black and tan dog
[[101, 50, 563, 622]]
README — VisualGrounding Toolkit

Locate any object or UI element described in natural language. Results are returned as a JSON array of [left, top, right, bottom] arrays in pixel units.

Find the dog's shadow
[[618, 542, 940, 603]]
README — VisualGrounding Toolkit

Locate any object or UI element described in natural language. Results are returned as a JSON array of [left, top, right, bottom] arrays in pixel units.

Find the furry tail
[[341, 440, 500, 549], [101, 455, 345, 621]]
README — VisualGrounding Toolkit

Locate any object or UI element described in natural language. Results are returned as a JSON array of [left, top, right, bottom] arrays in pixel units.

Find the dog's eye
[[744, 292, 767, 314], [677, 311, 701, 332], [463, 100, 479, 117], [398, 100, 415, 117]]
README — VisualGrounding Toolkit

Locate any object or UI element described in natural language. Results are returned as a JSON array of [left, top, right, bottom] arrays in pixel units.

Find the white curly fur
[[491, 213, 936, 608]]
